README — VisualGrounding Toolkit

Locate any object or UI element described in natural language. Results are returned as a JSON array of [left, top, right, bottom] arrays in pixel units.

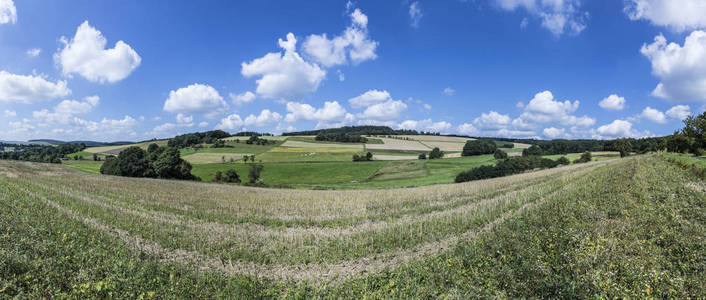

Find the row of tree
[[100, 144, 196, 180], [0, 143, 86, 163], [283, 126, 424, 137], [462, 140, 497, 156], [666, 111, 706, 155], [419, 147, 444, 159], [455, 155, 571, 182]]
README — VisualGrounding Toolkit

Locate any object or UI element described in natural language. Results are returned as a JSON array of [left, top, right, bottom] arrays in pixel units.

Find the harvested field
[[366, 138, 430, 151], [281, 140, 364, 149], [1, 155, 703, 297]]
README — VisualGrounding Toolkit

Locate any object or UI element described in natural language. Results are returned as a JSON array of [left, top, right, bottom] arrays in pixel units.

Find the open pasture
[[2, 155, 701, 297], [182, 153, 248, 164]]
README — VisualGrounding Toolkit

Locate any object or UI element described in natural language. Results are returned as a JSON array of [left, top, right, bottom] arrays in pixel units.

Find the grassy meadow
[[1, 154, 703, 297]]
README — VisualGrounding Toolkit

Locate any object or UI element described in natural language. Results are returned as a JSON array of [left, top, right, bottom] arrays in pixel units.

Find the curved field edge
[[1, 155, 704, 298]]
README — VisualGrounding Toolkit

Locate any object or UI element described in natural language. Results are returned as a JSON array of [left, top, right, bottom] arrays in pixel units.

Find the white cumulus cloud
[[244, 109, 283, 127], [230, 91, 256, 105], [3, 109, 16, 117], [285, 101, 348, 123], [0, 0, 16, 24], [625, 0, 706, 32], [599, 94, 626, 110], [55, 21, 141, 83], [543, 127, 566, 139], [0, 71, 71, 103], [398, 119, 451, 133], [639, 107, 667, 123], [215, 114, 244, 131], [666, 105, 691, 120], [348, 89, 391, 108], [641, 31, 706, 102], [163, 83, 227, 118], [594, 119, 649, 139], [514, 90, 594, 128], [242, 33, 326, 100], [357, 100, 407, 121], [474, 111, 511, 130], [494, 0, 588, 36], [302, 8, 378, 67]]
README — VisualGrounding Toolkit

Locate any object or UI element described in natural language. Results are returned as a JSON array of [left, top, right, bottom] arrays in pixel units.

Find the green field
[[65, 151, 93, 159], [61, 160, 103, 174], [2, 155, 703, 297]]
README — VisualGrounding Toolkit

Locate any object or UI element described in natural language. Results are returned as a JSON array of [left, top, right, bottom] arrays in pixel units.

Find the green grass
[[61, 160, 103, 174], [190, 161, 387, 185], [65, 151, 93, 159], [542, 151, 620, 162], [255, 151, 355, 162], [180, 142, 280, 157]]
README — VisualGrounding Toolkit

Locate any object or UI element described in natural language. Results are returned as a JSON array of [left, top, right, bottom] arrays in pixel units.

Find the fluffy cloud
[[457, 123, 479, 135], [302, 8, 378, 67], [230, 91, 255, 105], [409, 2, 423, 28], [599, 94, 626, 110], [443, 87, 455, 96], [639, 107, 667, 123], [666, 105, 691, 120], [175, 113, 193, 124], [641, 31, 706, 102], [624, 0, 706, 31], [473, 111, 511, 130], [594, 120, 649, 139], [3, 109, 16, 117], [242, 33, 326, 100], [348, 89, 391, 108], [284, 101, 348, 123], [0, 71, 71, 103], [55, 21, 141, 83], [494, 0, 587, 36], [244, 109, 283, 127], [0, 0, 16, 24], [514, 90, 594, 128], [357, 100, 407, 121], [543, 127, 566, 138], [163, 83, 227, 118], [27, 48, 41, 57], [215, 114, 244, 131], [398, 119, 451, 133], [33, 97, 99, 124]]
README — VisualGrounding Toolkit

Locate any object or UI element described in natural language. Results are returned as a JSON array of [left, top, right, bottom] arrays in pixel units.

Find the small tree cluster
[[315, 133, 367, 143], [100, 144, 197, 180], [462, 140, 497, 156], [248, 163, 264, 184], [428, 147, 444, 159], [418, 153, 427, 160], [573, 151, 592, 164], [213, 169, 241, 183], [522, 145, 544, 157], [353, 152, 374, 162]]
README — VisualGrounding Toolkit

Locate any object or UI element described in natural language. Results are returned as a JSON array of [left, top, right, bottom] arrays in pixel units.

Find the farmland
[[1, 154, 703, 297]]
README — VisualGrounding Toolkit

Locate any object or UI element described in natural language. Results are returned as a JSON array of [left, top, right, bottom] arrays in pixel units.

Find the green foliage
[[248, 163, 264, 183], [493, 149, 508, 159], [214, 169, 240, 183], [353, 152, 374, 162], [455, 156, 561, 182], [573, 151, 592, 164], [100, 146, 196, 180], [418, 153, 427, 160], [462, 140, 497, 156], [283, 125, 421, 136], [666, 133, 692, 153], [0, 143, 86, 163], [246, 135, 273, 145], [167, 130, 231, 148], [681, 111, 706, 151], [522, 145, 544, 157], [615, 138, 633, 157], [428, 147, 444, 159], [557, 156, 570, 165]]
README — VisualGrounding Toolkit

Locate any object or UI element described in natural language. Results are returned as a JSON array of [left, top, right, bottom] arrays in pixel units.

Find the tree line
[[316, 132, 368, 143], [167, 130, 231, 148], [0, 143, 86, 163], [283, 125, 426, 137]]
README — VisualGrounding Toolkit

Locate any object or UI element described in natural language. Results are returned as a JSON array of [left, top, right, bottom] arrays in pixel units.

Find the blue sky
[[1, 0, 706, 142]]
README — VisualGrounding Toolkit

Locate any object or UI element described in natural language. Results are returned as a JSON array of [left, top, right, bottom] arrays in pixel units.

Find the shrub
[[418, 153, 427, 160], [213, 171, 223, 182], [462, 140, 496, 156], [573, 151, 592, 164], [493, 149, 508, 159], [224, 169, 241, 183], [429, 147, 444, 159], [557, 156, 570, 165], [353, 152, 374, 162], [248, 163, 264, 183], [455, 156, 564, 183]]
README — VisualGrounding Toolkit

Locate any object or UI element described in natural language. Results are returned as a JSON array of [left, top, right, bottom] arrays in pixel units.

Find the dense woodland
[[100, 144, 196, 180], [315, 132, 368, 143], [166, 130, 231, 148]]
